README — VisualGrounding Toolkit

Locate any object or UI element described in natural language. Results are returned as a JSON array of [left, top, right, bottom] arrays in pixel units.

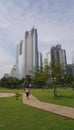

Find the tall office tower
[[46, 51, 51, 65], [72, 64, 74, 77], [16, 27, 38, 78], [38, 52, 43, 70], [51, 44, 61, 66], [16, 40, 25, 78], [67, 64, 74, 77], [25, 27, 38, 75], [59, 49, 67, 72], [72, 51, 74, 77], [51, 44, 67, 72], [72, 51, 74, 64], [11, 65, 17, 78]]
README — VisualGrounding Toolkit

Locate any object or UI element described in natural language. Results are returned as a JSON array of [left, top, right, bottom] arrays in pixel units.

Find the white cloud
[[0, 0, 74, 78], [0, 47, 14, 64], [0, 47, 15, 78], [0, 65, 12, 78]]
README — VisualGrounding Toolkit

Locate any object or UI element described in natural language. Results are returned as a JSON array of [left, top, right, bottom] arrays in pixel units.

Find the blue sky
[[0, 0, 74, 78]]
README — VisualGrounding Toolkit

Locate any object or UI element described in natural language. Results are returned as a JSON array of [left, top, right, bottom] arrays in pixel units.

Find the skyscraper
[[25, 27, 38, 75], [59, 49, 67, 72], [38, 52, 43, 69], [16, 27, 38, 78], [11, 65, 17, 78], [51, 44, 61, 66], [51, 44, 67, 72], [46, 51, 51, 65], [72, 51, 74, 64], [16, 40, 25, 78]]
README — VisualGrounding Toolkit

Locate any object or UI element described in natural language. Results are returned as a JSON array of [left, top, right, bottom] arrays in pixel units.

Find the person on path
[[29, 83, 32, 88], [25, 86, 30, 99]]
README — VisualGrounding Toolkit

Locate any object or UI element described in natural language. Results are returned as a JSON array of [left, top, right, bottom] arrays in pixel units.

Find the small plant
[[16, 92, 19, 100]]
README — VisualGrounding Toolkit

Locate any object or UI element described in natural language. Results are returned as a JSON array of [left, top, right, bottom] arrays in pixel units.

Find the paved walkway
[[0, 93, 15, 98], [23, 93, 74, 119]]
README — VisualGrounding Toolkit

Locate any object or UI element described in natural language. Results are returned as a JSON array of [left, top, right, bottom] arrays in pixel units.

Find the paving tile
[[23, 93, 74, 119]]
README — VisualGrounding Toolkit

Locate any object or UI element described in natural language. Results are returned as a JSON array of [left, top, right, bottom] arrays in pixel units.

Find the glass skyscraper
[[51, 44, 67, 72], [16, 27, 38, 78]]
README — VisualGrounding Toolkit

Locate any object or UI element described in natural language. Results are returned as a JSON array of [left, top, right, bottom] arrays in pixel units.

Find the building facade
[[24, 27, 38, 75], [16, 40, 25, 78], [38, 52, 43, 69], [59, 49, 67, 71], [51, 44, 67, 72], [3, 73, 10, 78], [67, 64, 74, 77], [16, 27, 38, 78], [46, 51, 51, 65], [11, 65, 17, 78]]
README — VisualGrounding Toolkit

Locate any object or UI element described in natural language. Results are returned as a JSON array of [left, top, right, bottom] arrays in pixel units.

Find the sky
[[0, 0, 74, 78]]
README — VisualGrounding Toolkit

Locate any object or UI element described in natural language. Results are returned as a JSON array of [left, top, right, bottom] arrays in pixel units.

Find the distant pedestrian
[[25, 86, 30, 99], [29, 83, 32, 88]]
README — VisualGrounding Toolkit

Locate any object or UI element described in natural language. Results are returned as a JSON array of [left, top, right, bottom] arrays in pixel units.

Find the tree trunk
[[54, 85, 57, 97]]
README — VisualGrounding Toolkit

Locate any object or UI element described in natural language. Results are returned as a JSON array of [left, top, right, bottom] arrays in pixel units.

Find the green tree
[[0, 77, 19, 88], [30, 59, 50, 88], [72, 80, 74, 90], [50, 61, 64, 97]]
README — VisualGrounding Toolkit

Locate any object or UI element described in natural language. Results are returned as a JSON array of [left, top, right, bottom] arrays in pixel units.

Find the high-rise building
[[59, 49, 67, 72], [3, 73, 10, 78], [25, 27, 38, 75], [11, 65, 17, 78], [16, 40, 25, 78], [72, 51, 74, 64], [51, 44, 67, 72], [67, 64, 74, 77], [38, 52, 43, 69], [46, 51, 51, 65], [72, 64, 74, 77], [16, 27, 38, 78], [51, 44, 61, 66]]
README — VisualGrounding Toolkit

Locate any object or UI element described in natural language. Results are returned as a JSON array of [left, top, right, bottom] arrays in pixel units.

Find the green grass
[[0, 87, 24, 94], [0, 88, 74, 130], [31, 87, 74, 107]]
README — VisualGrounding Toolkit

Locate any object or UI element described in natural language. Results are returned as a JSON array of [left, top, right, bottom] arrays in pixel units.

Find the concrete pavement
[[23, 93, 74, 119], [0, 93, 15, 98]]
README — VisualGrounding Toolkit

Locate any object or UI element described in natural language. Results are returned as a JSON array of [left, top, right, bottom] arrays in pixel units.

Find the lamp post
[[53, 77, 57, 97]]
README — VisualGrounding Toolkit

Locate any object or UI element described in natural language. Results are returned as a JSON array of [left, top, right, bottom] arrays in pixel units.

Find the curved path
[[0, 93, 15, 98], [23, 93, 74, 119]]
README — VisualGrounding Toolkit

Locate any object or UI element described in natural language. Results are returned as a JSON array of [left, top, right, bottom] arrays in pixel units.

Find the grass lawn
[[0, 87, 74, 130], [31, 87, 74, 107]]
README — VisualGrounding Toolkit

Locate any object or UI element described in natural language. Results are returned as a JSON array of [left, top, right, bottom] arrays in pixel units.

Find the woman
[[25, 86, 30, 99]]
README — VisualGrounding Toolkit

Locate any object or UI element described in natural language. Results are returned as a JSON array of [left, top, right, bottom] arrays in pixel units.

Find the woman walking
[[25, 86, 30, 99]]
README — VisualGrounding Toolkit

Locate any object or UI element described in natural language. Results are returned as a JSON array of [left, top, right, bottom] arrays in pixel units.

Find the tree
[[50, 61, 64, 97], [30, 59, 50, 88], [0, 77, 19, 88], [72, 80, 74, 90]]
